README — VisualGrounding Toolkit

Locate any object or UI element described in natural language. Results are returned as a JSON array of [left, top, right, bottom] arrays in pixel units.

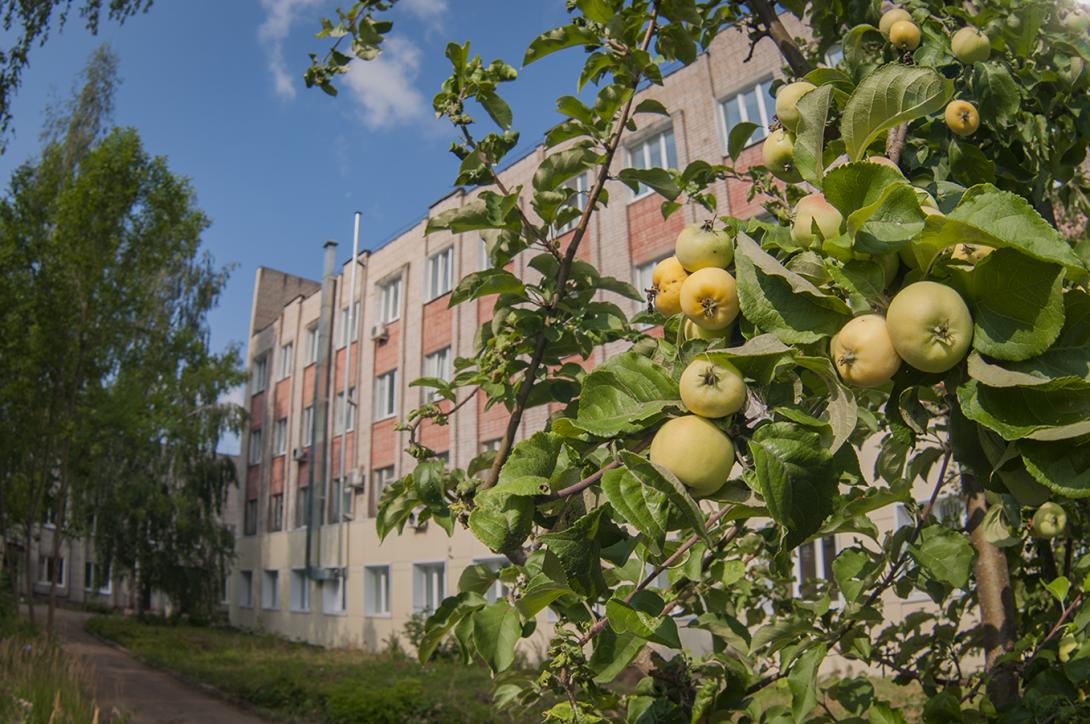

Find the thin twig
[[538, 438, 652, 502]]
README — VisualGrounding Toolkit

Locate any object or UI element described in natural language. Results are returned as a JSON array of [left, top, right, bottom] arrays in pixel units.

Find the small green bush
[[323, 678, 438, 724]]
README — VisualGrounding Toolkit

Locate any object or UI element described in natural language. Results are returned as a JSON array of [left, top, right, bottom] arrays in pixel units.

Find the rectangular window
[[323, 571, 348, 614], [294, 486, 309, 529], [248, 429, 263, 465], [364, 565, 391, 616], [37, 555, 65, 586], [426, 247, 454, 301], [374, 370, 398, 420], [480, 438, 502, 453], [719, 79, 773, 151], [83, 561, 111, 594], [273, 418, 288, 456], [372, 466, 395, 512], [290, 569, 310, 612], [301, 405, 314, 447], [475, 558, 510, 604], [379, 276, 402, 323], [337, 301, 361, 347], [479, 236, 490, 271], [244, 499, 258, 536], [251, 354, 268, 395], [268, 493, 284, 532], [556, 172, 590, 233], [220, 575, 229, 604], [627, 128, 678, 198], [305, 324, 319, 364], [333, 387, 356, 434], [262, 570, 279, 610], [328, 478, 342, 524], [794, 535, 837, 599], [279, 342, 294, 379], [412, 562, 446, 614], [422, 347, 452, 402], [238, 571, 253, 608]]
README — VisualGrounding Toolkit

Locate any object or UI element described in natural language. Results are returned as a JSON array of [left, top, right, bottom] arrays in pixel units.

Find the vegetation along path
[[48, 608, 269, 724]]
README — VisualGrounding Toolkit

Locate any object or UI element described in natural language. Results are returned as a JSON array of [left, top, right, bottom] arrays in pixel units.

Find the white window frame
[[251, 354, 268, 395], [480, 438, 501, 453], [290, 568, 310, 612], [322, 570, 348, 615], [412, 561, 446, 614], [238, 570, 253, 608], [792, 535, 839, 603], [279, 342, 294, 379], [269, 492, 284, 532], [479, 236, 490, 271], [262, 570, 279, 610], [301, 405, 314, 447], [626, 128, 678, 200], [248, 429, 263, 465], [364, 565, 391, 616], [717, 78, 774, 156], [556, 172, 589, 234], [334, 387, 356, 434], [38, 555, 65, 587], [83, 561, 111, 595], [422, 347, 452, 402], [379, 276, 402, 323], [372, 466, 396, 510], [305, 324, 319, 364], [426, 247, 454, 301], [374, 369, 398, 421], [338, 301, 360, 347], [273, 418, 288, 456]]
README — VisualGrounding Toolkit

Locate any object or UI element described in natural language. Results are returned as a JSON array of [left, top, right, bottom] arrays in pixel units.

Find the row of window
[[235, 560, 507, 616], [35, 555, 111, 595]]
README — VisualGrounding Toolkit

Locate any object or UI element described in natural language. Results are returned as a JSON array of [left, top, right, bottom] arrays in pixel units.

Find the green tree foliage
[[0, 46, 242, 626], [310, 0, 1090, 720]]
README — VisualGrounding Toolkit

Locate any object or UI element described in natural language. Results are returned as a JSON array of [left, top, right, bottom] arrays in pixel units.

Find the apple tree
[[309, 0, 1090, 720]]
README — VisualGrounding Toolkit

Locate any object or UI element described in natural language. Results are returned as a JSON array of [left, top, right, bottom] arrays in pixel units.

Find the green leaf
[[427, 193, 519, 234], [957, 379, 1090, 441], [747, 422, 837, 548], [538, 506, 619, 598], [832, 548, 879, 603], [620, 450, 711, 546], [700, 334, 794, 386], [449, 268, 525, 306], [845, 182, 926, 255], [479, 91, 513, 130], [419, 592, 486, 663], [1021, 439, 1090, 498], [999, 290, 1090, 389], [458, 563, 499, 595], [616, 168, 680, 199], [727, 121, 760, 160], [868, 702, 907, 724], [633, 98, 669, 116], [472, 600, 522, 673], [524, 25, 600, 65], [515, 579, 572, 618], [496, 432, 568, 495], [1046, 576, 1071, 605], [533, 144, 599, 192], [573, 352, 679, 436], [840, 64, 952, 161], [794, 355, 858, 453], [793, 84, 833, 185], [970, 61, 1020, 125], [576, 0, 613, 23], [961, 249, 1065, 362], [606, 590, 681, 648], [823, 162, 910, 218], [600, 467, 668, 555], [909, 524, 975, 589], [788, 643, 827, 722], [588, 629, 645, 683], [734, 233, 851, 344], [468, 488, 534, 552]]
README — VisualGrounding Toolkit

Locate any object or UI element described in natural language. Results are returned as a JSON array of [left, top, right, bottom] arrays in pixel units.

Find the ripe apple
[[950, 243, 994, 264], [945, 100, 980, 136], [791, 193, 843, 248], [762, 128, 802, 183], [681, 317, 733, 342], [886, 281, 973, 373], [879, 8, 913, 38], [680, 268, 740, 331], [1031, 501, 1068, 539], [1064, 11, 1090, 33], [890, 20, 921, 51], [649, 415, 735, 497], [866, 155, 903, 174], [1059, 634, 1078, 663], [831, 315, 902, 387], [951, 27, 991, 63], [775, 81, 816, 133], [651, 256, 688, 316], [675, 222, 734, 272], [679, 357, 747, 418]]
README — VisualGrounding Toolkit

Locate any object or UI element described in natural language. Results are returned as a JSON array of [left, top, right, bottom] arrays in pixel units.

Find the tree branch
[[747, 0, 812, 77], [538, 438, 652, 502], [885, 123, 908, 165]]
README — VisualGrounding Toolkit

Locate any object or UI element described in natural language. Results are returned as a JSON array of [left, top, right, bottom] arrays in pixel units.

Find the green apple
[[762, 128, 802, 183], [649, 415, 735, 497], [1031, 501, 1068, 539], [879, 8, 912, 38], [951, 27, 991, 63], [679, 357, 747, 418], [890, 20, 921, 51], [886, 281, 973, 373], [775, 81, 816, 133], [675, 222, 734, 272], [791, 193, 843, 248]]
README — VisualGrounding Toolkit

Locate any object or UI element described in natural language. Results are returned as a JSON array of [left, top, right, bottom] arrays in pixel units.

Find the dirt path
[[46, 607, 270, 724]]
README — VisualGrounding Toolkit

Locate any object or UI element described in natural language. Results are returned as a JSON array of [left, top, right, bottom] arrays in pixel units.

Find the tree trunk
[[748, 0, 813, 77], [965, 473, 1019, 708], [23, 526, 34, 625]]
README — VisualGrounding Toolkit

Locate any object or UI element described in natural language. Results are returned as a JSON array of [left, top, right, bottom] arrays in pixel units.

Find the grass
[[86, 614, 531, 723]]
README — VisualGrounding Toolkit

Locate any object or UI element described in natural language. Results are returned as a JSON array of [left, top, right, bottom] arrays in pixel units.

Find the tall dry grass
[[0, 629, 101, 723]]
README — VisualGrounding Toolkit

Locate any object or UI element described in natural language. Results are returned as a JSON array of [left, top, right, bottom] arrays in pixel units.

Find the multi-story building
[[229, 19, 945, 650]]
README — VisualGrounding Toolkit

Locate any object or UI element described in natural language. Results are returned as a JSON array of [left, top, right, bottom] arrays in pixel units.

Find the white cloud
[[401, 0, 448, 29], [258, 0, 322, 100], [342, 35, 429, 129]]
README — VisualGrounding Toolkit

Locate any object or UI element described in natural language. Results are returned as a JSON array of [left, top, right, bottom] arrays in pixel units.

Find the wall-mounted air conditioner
[[370, 324, 389, 342], [292, 447, 308, 462]]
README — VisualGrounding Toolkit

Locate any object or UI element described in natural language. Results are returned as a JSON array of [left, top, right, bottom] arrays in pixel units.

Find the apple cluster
[[647, 224, 747, 497]]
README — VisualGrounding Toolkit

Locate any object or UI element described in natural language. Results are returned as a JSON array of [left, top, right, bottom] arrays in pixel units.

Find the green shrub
[[323, 678, 439, 724]]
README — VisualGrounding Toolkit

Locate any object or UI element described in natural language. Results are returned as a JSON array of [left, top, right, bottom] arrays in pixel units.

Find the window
[[305, 324, 319, 364], [379, 276, 402, 323], [334, 387, 356, 434], [480, 438, 501, 453], [301, 405, 314, 447], [279, 342, 294, 379], [248, 429, 263, 465], [374, 370, 398, 420], [290, 569, 310, 611], [294, 486, 309, 529], [262, 570, 279, 609], [719, 79, 773, 150], [273, 418, 288, 456], [269, 493, 284, 532], [634, 255, 670, 300], [338, 301, 360, 347], [479, 236, 491, 271], [83, 561, 111, 595], [328, 478, 343, 524], [556, 172, 590, 233], [238, 571, 253, 608], [37, 555, 65, 586], [413, 562, 446, 614], [422, 348, 452, 402], [627, 128, 678, 198], [825, 45, 844, 66], [364, 565, 391, 616], [794, 535, 837, 599], [244, 499, 258, 536], [426, 247, 454, 301], [372, 466, 396, 511], [475, 558, 510, 604], [323, 571, 348, 614], [221, 575, 229, 604], [251, 354, 268, 395]]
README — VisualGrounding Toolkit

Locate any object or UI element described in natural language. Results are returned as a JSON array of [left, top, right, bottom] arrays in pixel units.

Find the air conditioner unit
[[370, 323, 389, 342], [406, 512, 428, 532], [292, 447, 308, 462], [346, 468, 366, 490]]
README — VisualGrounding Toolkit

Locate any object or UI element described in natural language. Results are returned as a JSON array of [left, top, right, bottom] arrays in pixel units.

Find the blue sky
[[0, 0, 585, 358]]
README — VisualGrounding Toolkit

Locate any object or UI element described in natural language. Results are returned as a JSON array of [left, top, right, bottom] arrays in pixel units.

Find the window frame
[[412, 561, 446, 615], [248, 428, 263, 466], [322, 570, 348, 615], [378, 275, 402, 324], [556, 172, 590, 234], [268, 492, 284, 532], [792, 534, 840, 603], [251, 354, 268, 395], [426, 246, 454, 301], [305, 324, 319, 364], [626, 127, 678, 200], [273, 418, 288, 457], [373, 369, 398, 421], [262, 569, 279, 610], [290, 568, 310, 612], [238, 570, 254, 608], [301, 405, 314, 448], [279, 342, 294, 379], [244, 498, 258, 536], [293, 486, 309, 530], [422, 347, 452, 402], [364, 564, 392, 617], [717, 78, 774, 156]]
